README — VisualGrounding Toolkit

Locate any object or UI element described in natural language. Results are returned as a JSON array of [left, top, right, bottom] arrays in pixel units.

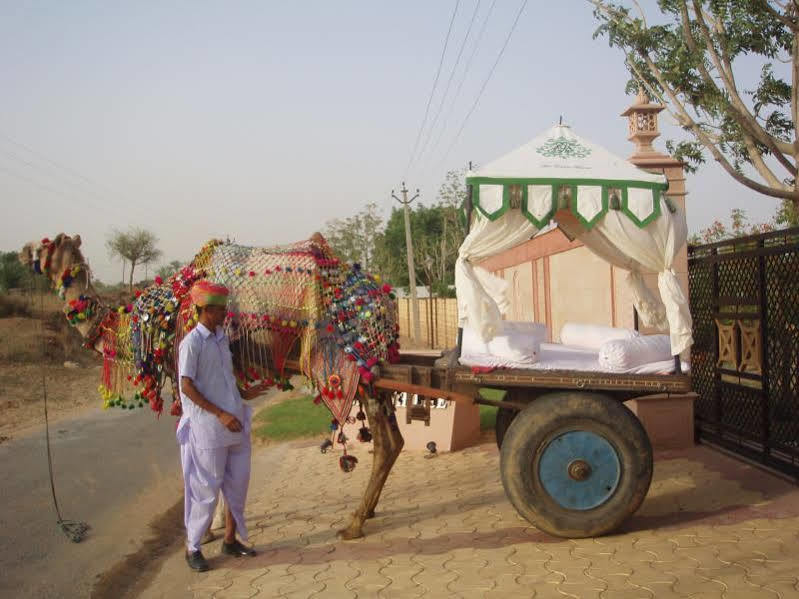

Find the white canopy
[[455, 124, 693, 356]]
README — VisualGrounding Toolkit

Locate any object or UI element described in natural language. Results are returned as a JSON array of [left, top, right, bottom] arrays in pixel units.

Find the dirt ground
[[0, 316, 103, 443]]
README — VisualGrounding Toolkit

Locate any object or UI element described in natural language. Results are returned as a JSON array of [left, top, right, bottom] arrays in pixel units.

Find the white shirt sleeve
[[178, 334, 200, 386]]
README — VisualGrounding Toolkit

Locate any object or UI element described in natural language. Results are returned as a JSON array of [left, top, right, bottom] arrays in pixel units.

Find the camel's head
[[20, 233, 85, 286]]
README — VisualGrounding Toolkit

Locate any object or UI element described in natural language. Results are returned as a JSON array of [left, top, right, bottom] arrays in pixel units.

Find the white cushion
[[559, 322, 639, 351], [598, 335, 672, 370], [461, 321, 547, 367]]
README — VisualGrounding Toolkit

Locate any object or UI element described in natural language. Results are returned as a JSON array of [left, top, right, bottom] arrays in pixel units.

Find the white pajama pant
[[180, 438, 251, 553]]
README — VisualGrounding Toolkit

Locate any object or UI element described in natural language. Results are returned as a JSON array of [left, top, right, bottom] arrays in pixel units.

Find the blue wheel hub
[[538, 430, 621, 510]]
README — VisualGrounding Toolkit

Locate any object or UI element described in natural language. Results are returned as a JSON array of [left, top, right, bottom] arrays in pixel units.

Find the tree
[[324, 203, 383, 271], [106, 228, 162, 293], [592, 1, 799, 214], [437, 167, 469, 209], [775, 194, 799, 226], [376, 202, 465, 297], [370, 169, 468, 295], [156, 260, 183, 281], [688, 207, 776, 244], [432, 167, 469, 288], [0, 251, 48, 292], [0, 251, 27, 291]]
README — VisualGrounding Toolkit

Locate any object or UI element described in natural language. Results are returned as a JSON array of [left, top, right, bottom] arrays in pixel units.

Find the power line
[[403, 0, 461, 180], [437, 0, 529, 170], [0, 134, 151, 223], [421, 0, 498, 176], [0, 146, 117, 209], [0, 163, 116, 218], [0, 158, 153, 226], [412, 0, 482, 175], [0, 131, 130, 203]]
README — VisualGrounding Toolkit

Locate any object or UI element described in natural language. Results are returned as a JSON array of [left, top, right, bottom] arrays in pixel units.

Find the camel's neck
[[58, 267, 107, 352]]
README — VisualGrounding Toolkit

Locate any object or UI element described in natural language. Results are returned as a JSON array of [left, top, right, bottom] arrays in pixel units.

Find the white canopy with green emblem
[[456, 124, 693, 356]]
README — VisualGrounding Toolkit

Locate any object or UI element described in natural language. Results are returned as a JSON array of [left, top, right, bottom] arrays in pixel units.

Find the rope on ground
[[32, 284, 90, 543]]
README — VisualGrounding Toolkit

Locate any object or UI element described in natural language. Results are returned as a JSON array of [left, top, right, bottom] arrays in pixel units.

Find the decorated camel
[[19, 232, 405, 539]]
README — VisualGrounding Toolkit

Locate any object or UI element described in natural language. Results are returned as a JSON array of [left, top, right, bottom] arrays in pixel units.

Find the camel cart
[[346, 125, 693, 539]]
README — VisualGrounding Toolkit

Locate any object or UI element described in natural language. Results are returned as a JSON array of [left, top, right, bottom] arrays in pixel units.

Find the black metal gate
[[688, 227, 799, 479]]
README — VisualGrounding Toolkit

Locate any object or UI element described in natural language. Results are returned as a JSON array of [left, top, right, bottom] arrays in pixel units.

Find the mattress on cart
[[460, 321, 688, 374]]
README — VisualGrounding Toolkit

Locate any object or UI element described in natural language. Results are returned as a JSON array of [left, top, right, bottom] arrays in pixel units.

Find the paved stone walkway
[[140, 437, 799, 598]]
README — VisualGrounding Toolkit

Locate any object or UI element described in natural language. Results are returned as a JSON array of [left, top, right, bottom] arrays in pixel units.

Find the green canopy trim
[[622, 187, 662, 227], [466, 176, 668, 230], [571, 185, 609, 229], [522, 185, 557, 228]]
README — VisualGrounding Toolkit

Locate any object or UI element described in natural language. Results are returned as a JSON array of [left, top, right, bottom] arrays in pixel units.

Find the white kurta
[[177, 322, 252, 552]]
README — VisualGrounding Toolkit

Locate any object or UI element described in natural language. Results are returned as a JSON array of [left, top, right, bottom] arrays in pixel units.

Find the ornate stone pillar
[[621, 90, 689, 332]]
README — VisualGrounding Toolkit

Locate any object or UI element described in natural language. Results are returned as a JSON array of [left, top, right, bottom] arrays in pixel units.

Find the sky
[[0, 1, 787, 284]]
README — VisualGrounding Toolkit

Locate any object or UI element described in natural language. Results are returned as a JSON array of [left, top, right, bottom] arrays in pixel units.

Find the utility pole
[[392, 182, 422, 344]]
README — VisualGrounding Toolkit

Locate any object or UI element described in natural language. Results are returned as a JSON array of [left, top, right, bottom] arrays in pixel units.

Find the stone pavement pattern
[[141, 437, 799, 599]]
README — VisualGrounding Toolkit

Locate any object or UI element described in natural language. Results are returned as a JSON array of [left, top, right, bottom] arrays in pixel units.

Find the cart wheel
[[500, 392, 652, 538], [495, 407, 516, 449]]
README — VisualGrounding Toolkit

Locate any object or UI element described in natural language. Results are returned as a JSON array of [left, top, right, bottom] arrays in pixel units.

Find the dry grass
[[3, 290, 62, 317], [0, 294, 32, 318], [0, 316, 90, 364], [1, 290, 95, 365], [0, 292, 108, 440]]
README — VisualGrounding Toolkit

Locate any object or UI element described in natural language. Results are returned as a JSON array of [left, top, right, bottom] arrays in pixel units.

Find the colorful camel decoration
[[19, 232, 405, 539]]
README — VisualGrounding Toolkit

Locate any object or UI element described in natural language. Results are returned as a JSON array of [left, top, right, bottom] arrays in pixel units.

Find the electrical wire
[[402, 0, 461, 180], [437, 0, 529, 170], [412, 0, 482, 173], [420, 0, 498, 176]]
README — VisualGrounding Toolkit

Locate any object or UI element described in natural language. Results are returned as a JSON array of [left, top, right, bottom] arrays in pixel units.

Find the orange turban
[[190, 280, 229, 307]]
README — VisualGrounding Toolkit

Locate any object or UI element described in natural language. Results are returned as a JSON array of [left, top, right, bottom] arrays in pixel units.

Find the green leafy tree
[[688, 207, 776, 244], [106, 228, 162, 293], [592, 0, 799, 215], [0, 251, 48, 292], [324, 203, 383, 271], [437, 167, 469, 209], [372, 169, 468, 295], [156, 260, 183, 281], [376, 202, 465, 297], [775, 195, 799, 226], [0, 251, 28, 291]]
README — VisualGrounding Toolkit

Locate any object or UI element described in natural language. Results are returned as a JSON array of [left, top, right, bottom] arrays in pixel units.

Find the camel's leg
[[363, 397, 403, 518], [337, 393, 404, 540]]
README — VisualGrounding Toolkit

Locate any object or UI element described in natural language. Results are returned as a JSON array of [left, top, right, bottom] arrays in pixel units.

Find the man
[[177, 280, 269, 572]]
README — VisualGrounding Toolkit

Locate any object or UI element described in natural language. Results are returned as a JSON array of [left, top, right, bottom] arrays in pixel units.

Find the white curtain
[[455, 190, 693, 356], [558, 191, 692, 356], [455, 209, 538, 341]]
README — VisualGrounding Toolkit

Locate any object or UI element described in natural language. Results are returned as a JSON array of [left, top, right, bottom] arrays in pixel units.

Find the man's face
[[203, 304, 227, 329]]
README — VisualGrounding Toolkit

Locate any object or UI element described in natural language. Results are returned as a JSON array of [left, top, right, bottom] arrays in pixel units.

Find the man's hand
[[241, 382, 271, 401], [217, 411, 243, 432]]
